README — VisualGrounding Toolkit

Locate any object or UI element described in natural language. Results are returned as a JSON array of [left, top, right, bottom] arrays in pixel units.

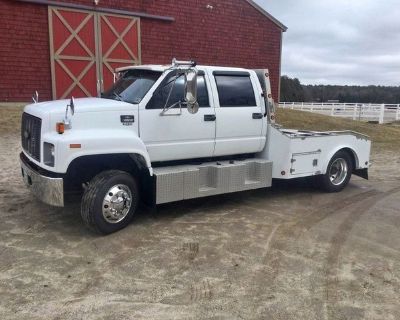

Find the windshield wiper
[[113, 91, 123, 101], [132, 98, 142, 104]]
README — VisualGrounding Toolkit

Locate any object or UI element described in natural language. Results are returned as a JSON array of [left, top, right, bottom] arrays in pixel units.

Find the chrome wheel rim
[[102, 184, 132, 224], [329, 158, 348, 186]]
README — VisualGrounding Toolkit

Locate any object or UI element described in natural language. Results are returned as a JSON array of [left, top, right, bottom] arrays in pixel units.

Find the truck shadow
[[62, 176, 364, 234], [137, 177, 320, 222]]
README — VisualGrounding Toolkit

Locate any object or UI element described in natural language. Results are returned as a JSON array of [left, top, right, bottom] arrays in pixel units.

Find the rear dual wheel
[[81, 170, 139, 234]]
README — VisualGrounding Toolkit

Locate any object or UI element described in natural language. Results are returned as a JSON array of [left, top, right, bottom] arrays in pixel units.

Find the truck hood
[[23, 97, 139, 135], [24, 97, 135, 118]]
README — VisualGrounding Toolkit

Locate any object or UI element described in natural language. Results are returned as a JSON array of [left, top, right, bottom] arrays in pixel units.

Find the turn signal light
[[56, 122, 65, 134]]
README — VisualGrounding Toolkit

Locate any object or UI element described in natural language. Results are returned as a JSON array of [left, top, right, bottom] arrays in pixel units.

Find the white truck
[[20, 59, 371, 234]]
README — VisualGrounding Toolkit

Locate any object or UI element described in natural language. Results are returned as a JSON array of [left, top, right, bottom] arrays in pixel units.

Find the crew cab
[[20, 59, 371, 234]]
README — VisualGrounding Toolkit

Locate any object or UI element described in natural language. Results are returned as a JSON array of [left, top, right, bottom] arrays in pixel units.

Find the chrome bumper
[[20, 156, 64, 207]]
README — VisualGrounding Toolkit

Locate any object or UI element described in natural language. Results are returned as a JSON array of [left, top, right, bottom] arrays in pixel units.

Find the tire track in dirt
[[324, 185, 400, 320], [261, 189, 380, 261], [247, 188, 390, 314], [182, 242, 200, 261], [190, 278, 212, 302]]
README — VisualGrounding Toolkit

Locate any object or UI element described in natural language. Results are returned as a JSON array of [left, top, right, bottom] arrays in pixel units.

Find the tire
[[81, 170, 139, 234], [318, 151, 353, 193]]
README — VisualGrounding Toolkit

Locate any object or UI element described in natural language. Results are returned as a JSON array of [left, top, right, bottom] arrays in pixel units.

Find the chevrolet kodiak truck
[[20, 59, 371, 234]]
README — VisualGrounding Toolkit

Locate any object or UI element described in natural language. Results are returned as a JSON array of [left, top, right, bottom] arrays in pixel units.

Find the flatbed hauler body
[[20, 60, 371, 234]]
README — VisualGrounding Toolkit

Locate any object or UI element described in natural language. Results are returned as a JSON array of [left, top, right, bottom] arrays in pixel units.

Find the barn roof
[[245, 0, 288, 31]]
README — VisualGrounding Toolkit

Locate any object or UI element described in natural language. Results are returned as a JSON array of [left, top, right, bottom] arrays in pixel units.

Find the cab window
[[214, 72, 256, 107], [147, 71, 210, 109]]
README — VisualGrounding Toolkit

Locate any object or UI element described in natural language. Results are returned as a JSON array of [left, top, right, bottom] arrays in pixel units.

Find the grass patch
[[0, 103, 25, 134], [276, 108, 400, 151]]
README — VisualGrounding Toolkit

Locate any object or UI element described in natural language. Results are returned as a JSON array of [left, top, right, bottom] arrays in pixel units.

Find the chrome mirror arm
[[158, 58, 199, 115], [159, 74, 183, 116], [160, 101, 183, 116]]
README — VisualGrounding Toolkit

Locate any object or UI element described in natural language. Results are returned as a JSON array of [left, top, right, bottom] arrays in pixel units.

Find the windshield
[[102, 69, 162, 104]]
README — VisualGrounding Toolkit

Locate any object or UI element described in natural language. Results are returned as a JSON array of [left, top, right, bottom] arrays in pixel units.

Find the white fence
[[279, 102, 400, 124]]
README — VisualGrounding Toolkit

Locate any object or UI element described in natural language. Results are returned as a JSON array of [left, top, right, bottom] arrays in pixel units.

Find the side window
[[147, 71, 210, 109], [214, 73, 256, 107]]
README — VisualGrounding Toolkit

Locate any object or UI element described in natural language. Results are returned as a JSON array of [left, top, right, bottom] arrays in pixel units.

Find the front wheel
[[318, 151, 353, 192], [81, 170, 139, 234]]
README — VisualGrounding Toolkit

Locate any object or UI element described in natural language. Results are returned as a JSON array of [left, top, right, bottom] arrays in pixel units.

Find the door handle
[[204, 114, 216, 121], [252, 113, 263, 119]]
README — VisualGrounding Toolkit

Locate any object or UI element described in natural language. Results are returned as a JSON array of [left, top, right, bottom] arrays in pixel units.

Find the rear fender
[[321, 145, 360, 175]]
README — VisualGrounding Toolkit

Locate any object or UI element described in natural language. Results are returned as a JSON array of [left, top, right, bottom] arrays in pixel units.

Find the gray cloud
[[254, 0, 400, 85]]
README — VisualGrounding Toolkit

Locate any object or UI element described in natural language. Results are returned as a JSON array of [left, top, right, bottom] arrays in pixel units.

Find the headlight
[[43, 142, 55, 167]]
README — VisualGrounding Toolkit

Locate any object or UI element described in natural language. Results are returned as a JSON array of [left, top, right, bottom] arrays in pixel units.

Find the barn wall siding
[[0, 0, 282, 102], [0, 2, 52, 102]]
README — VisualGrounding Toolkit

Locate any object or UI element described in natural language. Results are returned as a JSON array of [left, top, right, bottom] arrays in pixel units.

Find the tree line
[[280, 75, 400, 104]]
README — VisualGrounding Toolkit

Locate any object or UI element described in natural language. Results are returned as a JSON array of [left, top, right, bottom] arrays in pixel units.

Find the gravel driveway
[[1, 106, 399, 319]]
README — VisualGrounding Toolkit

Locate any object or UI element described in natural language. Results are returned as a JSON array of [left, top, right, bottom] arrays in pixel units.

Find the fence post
[[331, 105, 334, 116], [291, 102, 294, 110], [352, 104, 357, 120], [301, 102, 304, 110], [396, 104, 400, 121], [379, 104, 385, 124]]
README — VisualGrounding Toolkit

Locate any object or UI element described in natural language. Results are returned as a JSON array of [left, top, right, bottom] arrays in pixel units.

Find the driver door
[[139, 71, 216, 163]]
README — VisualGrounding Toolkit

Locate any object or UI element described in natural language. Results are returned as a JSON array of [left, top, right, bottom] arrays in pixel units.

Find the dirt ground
[[0, 105, 400, 319]]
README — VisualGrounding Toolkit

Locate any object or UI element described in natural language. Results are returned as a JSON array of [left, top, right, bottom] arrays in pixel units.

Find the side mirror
[[185, 70, 199, 114], [32, 91, 39, 104], [270, 99, 276, 123], [63, 96, 75, 127], [113, 72, 121, 84], [69, 96, 75, 115]]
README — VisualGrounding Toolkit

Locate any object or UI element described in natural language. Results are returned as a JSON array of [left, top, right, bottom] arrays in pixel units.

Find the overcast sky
[[254, 0, 400, 86]]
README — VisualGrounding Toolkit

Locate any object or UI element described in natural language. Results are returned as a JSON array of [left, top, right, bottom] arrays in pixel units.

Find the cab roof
[[116, 64, 253, 73]]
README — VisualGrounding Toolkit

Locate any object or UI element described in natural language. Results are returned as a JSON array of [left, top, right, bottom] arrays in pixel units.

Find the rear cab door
[[207, 68, 266, 157]]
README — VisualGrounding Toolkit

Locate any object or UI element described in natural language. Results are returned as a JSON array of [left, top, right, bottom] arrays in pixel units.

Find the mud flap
[[354, 168, 368, 180]]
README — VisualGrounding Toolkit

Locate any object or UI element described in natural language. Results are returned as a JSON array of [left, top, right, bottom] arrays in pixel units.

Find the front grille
[[21, 113, 42, 161]]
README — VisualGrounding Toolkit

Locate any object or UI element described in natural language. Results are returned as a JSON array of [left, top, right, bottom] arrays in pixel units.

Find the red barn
[[0, 0, 286, 102]]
